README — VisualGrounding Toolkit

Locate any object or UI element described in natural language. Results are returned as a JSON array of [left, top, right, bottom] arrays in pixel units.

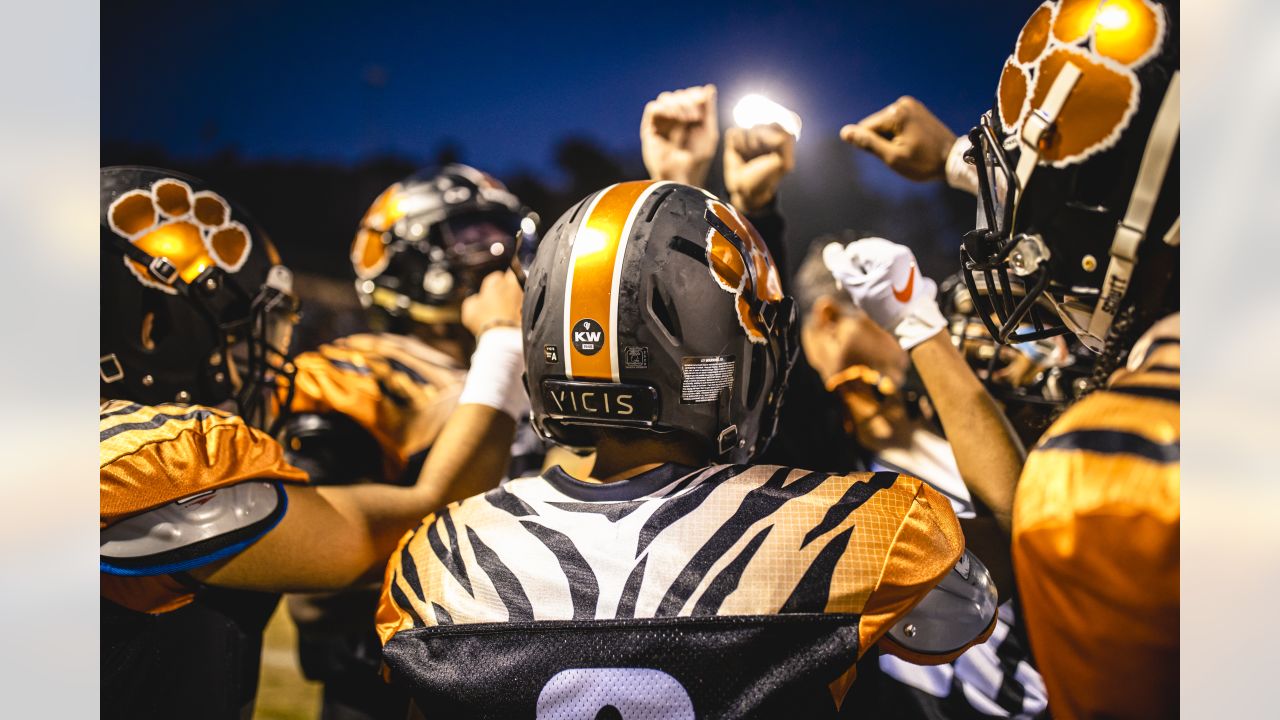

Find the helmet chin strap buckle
[[148, 256, 179, 285], [717, 425, 739, 456], [100, 354, 124, 384]]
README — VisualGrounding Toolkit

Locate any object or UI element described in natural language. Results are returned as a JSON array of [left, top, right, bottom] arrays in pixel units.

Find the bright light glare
[[733, 94, 802, 139], [1096, 3, 1131, 30], [575, 227, 609, 256]]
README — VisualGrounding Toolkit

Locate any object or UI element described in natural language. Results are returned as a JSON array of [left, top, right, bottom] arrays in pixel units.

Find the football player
[[280, 165, 543, 719], [829, 1, 1180, 716], [375, 180, 998, 717], [796, 243, 1048, 718], [99, 166, 526, 719]]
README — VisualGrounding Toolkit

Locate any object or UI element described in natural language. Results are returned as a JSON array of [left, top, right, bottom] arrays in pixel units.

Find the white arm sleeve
[[944, 136, 980, 197]]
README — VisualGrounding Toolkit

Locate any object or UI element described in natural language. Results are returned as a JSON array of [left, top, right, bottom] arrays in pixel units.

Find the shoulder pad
[[100, 402, 307, 526], [101, 481, 287, 577], [884, 549, 999, 664]]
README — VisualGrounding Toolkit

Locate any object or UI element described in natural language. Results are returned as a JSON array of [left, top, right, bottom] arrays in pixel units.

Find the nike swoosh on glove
[[822, 237, 947, 350]]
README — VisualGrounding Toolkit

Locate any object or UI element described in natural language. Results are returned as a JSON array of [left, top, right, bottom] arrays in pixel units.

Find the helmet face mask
[[522, 182, 797, 464], [961, 114, 1075, 347], [100, 166, 301, 434], [940, 272, 1092, 441], [961, 0, 1179, 357]]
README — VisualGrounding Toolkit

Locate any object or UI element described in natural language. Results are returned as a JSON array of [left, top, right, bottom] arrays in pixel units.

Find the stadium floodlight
[[732, 94, 802, 140]]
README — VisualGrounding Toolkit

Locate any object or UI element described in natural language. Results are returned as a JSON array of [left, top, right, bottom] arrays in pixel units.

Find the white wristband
[[945, 136, 980, 197], [458, 327, 529, 421]]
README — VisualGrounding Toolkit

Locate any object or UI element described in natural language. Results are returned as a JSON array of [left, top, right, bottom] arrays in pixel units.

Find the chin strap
[[1015, 62, 1083, 200], [1086, 71, 1181, 344]]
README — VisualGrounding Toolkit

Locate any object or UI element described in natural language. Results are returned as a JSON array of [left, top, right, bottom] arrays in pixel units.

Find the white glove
[[822, 237, 947, 350]]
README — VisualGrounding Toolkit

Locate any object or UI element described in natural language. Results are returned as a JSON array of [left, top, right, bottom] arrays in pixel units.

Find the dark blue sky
[[103, 1, 1030, 181]]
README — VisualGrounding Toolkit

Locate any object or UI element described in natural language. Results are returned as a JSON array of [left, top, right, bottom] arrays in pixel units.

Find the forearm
[[910, 331, 1024, 531], [316, 404, 515, 578], [190, 405, 514, 592]]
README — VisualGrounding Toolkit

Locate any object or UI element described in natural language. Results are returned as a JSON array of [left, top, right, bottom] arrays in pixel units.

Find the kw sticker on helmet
[[703, 198, 784, 344], [108, 178, 252, 294], [999, 0, 1163, 166], [571, 318, 604, 356]]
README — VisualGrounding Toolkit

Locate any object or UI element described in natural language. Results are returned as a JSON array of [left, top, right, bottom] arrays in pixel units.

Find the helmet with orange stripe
[[351, 164, 537, 334], [520, 181, 798, 463], [962, 0, 1179, 387], [99, 166, 300, 433]]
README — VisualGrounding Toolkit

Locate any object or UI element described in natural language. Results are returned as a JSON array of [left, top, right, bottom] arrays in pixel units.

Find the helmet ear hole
[[138, 293, 172, 353], [649, 284, 682, 345], [529, 282, 547, 330], [746, 343, 767, 408]]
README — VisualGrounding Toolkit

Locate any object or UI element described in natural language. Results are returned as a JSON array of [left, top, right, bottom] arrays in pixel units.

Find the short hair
[[793, 233, 859, 323]]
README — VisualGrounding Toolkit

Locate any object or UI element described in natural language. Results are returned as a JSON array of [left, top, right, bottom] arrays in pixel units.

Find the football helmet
[[100, 166, 300, 432], [939, 272, 1093, 441], [520, 181, 798, 463], [961, 0, 1179, 358], [351, 164, 537, 330]]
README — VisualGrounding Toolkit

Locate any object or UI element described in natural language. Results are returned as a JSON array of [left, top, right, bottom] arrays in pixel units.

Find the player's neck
[[589, 433, 706, 483]]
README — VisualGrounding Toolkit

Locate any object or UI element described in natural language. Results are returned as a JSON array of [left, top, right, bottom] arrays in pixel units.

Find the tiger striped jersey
[[377, 462, 966, 717], [1013, 314, 1180, 719], [287, 332, 467, 481]]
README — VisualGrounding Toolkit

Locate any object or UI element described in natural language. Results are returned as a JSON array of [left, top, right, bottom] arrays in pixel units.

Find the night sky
[[103, 0, 1031, 184]]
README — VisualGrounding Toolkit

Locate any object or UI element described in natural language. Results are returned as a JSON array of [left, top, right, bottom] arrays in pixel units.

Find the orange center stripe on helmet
[[564, 181, 654, 381]]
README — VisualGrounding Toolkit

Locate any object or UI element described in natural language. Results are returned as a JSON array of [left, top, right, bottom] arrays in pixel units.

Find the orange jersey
[[376, 463, 969, 716], [1012, 314, 1179, 719], [287, 332, 466, 480]]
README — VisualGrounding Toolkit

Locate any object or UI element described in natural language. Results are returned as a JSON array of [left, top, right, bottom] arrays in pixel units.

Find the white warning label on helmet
[[681, 356, 734, 404]]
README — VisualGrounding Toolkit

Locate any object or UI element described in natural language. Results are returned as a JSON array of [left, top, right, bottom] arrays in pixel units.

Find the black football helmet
[[939, 272, 1093, 443], [520, 181, 798, 463], [100, 166, 300, 432], [961, 0, 1179, 370], [351, 164, 537, 330]]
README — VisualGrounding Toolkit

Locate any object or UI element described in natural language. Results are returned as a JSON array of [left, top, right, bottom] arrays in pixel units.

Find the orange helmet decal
[[107, 178, 252, 294], [562, 180, 671, 382], [704, 197, 784, 344], [351, 182, 404, 280], [999, 0, 1164, 166], [1015, 3, 1053, 65]]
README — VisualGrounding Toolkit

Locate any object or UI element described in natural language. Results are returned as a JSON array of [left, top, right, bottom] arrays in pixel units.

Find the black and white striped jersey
[[377, 462, 968, 718]]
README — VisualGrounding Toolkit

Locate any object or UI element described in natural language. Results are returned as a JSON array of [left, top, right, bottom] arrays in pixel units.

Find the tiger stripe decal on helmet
[[563, 180, 671, 381]]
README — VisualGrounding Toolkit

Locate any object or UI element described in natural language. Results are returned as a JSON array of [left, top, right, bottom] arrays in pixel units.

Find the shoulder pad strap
[[100, 481, 287, 577], [884, 549, 999, 664]]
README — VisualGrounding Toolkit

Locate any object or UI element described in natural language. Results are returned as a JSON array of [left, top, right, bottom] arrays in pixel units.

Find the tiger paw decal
[[998, 0, 1166, 167], [108, 178, 252, 293]]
